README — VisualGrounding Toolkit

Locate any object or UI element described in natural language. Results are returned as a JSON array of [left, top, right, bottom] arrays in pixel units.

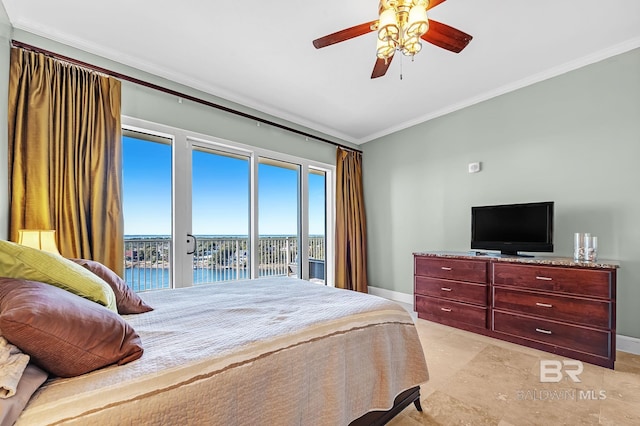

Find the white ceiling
[[2, 0, 640, 144]]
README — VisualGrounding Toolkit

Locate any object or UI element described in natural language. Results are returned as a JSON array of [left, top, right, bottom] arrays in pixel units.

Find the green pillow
[[0, 240, 117, 312]]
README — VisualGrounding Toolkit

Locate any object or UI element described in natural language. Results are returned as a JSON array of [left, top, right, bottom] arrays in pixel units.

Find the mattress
[[17, 277, 429, 425]]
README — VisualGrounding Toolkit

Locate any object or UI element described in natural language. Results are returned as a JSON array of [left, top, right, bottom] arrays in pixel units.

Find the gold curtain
[[7, 47, 124, 275], [335, 147, 368, 292]]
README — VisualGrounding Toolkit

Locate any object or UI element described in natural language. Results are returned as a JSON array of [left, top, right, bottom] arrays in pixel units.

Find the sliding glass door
[[122, 117, 334, 289], [191, 147, 250, 284]]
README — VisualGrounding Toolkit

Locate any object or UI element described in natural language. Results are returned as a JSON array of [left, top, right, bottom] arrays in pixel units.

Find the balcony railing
[[124, 236, 325, 292]]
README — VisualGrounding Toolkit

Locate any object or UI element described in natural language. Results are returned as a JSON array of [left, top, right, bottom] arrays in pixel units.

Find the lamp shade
[[17, 229, 61, 255], [401, 35, 422, 56], [376, 37, 396, 59], [378, 8, 399, 42], [406, 4, 428, 38]]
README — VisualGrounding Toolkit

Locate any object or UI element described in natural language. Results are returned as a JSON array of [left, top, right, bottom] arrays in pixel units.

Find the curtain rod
[[11, 40, 362, 154]]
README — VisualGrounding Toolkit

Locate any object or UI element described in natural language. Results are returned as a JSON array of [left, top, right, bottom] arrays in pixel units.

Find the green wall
[[362, 48, 640, 339], [0, 29, 355, 241]]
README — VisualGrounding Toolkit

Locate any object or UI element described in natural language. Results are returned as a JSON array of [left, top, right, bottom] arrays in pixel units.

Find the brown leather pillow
[[0, 278, 143, 378], [69, 258, 153, 314]]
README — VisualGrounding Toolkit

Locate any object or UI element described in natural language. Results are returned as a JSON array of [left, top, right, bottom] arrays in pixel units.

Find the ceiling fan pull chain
[[400, 52, 403, 80]]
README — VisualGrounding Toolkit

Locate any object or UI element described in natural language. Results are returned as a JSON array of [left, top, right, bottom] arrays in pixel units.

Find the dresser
[[413, 252, 618, 368]]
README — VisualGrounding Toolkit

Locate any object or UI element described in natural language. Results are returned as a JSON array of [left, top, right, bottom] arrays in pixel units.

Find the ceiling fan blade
[[371, 56, 393, 79], [426, 0, 447, 10], [313, 21, 377, 49], [421, 19, 473, 53]]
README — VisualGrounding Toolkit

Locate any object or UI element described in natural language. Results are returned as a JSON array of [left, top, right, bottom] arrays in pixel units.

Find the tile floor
[[389, 314, 640, 425]]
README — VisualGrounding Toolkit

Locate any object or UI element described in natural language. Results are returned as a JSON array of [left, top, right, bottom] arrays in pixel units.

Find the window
[[122, 130, 173, 291], [308, 169, 327, 284], [122, 117, 334, 289], [258, 158, 300, 278]]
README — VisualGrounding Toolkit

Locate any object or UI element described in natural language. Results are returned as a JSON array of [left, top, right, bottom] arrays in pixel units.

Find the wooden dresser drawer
[[415, 257, 487, 284], [492, 310, 611, 358], [492, 263, 612, 298], [415, 295, 487, 327], [415, 276, 487, 306], [492, 287, 612, 329]]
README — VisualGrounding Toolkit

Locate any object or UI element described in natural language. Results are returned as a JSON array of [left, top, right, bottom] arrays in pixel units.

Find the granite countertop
[[413, 251, 620, 269]]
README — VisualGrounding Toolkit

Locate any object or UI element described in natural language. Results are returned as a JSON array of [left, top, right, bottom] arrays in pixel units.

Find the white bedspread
[[18, 277, 429, 425]]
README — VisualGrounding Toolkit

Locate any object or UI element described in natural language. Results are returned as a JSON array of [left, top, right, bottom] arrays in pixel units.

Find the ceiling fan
[[313, 0, 472, 79]]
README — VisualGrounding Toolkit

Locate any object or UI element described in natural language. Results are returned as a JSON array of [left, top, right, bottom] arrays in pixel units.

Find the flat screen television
[[471, 201, 554, 256]]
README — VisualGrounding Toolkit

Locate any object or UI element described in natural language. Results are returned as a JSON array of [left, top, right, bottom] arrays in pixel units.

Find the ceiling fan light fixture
[[376, 0, 430, 61]]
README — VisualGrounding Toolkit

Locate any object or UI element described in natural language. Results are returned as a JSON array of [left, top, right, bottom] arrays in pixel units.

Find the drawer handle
[[535, 328, 553, 335], [535, 302, 553, 308], [441, 287, 452, 292], [441, 267, 452, 271], [440, 307, 452, 312], [535, 276, 553, 281]]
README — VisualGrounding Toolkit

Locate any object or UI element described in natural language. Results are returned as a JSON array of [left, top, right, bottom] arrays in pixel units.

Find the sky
[[122, 136, 326, 236]]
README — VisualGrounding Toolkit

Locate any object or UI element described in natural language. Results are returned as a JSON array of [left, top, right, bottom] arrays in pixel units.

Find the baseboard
[[617, 335, 640, 355], [368, 286, 640, 356], [368, 286, 413, 306]]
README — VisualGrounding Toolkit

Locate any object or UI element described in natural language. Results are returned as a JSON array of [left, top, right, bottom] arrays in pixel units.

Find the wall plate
[[468, 162, 481, 173]]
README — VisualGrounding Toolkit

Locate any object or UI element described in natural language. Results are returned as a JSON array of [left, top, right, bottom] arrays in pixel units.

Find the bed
[[1, 254, 429, 426]]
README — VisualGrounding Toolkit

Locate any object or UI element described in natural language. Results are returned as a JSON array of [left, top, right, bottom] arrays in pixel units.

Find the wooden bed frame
[[350, 386, 422, 425]]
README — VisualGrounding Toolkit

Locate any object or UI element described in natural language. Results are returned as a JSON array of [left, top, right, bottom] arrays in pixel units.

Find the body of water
[[125, 266, 286, 292]]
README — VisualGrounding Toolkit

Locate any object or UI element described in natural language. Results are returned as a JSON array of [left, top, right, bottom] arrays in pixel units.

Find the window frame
[[122, 116, 335, 287]]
